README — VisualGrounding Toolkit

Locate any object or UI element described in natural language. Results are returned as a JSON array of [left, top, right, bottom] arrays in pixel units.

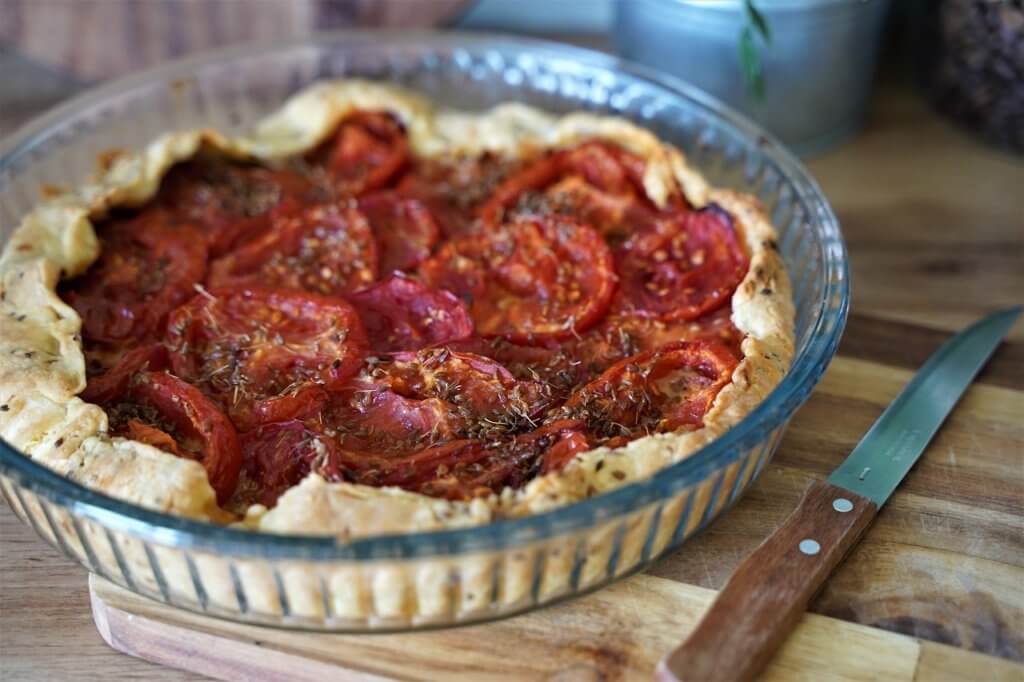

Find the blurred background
[[1, 0, 1022, 156]]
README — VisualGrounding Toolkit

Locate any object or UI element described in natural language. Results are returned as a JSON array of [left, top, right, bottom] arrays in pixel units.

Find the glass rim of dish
[[0, 30, 849, 560]]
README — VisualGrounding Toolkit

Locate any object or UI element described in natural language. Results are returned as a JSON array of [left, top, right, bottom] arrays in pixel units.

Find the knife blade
[[828, 305, 1023, 505], [657, 306, 1021, 682]]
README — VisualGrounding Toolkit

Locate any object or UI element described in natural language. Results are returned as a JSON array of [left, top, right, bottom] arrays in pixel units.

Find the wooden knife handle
[[657, 480, 878, 682]]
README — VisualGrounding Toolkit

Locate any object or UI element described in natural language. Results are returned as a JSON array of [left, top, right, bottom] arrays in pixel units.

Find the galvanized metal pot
[[614, 0, 891, 155]]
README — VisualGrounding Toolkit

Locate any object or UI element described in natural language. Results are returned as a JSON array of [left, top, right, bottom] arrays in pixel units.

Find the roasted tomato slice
[[81, 344, 169, 404], [333, 380, 459, 456], [248, 385, 330, 428], [616, 204, 748, 321], [166, 287, 368, 430], [419, 215, 616, 343], [159, 159, 317, 256], [538, 177, 661, 245], [396, 153, 521, 237], [539, 421, 593, 474], [344, 419, 589, 500], [555, 340, 738, 444], [309, 111, 409, 196], [382, 349, 555, 436], [479, 142, 655, 231], [448, 308, 744, 402], [358, 193, 440, 273], [123, 420, 182, 456], [106, 371, 241, 503], [563, 141, 648, 194], [329, 348, 554, 456], [445, 336, 590, 400], [207, 202, 378, 296], [61, 208, 208, 344], [569, 306, 745, 375], [349, 275, 473, 353], [402, 420, 589, 497], [236, 420, 348, 508], [347, 439, 487, 493]]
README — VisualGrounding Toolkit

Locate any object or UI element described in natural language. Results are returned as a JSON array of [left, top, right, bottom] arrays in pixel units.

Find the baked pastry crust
[[0, 80, 794, 539]]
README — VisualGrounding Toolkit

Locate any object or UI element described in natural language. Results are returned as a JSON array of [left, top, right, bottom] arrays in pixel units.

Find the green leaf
[[744, 0, 772, 45], [739, 26, 765, 100]]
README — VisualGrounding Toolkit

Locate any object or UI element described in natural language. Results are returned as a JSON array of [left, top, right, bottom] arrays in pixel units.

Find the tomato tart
[[0, 81, 793, 538]]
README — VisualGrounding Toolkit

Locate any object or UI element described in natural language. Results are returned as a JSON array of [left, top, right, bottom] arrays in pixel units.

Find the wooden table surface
[[1, 51, 1022, 680]]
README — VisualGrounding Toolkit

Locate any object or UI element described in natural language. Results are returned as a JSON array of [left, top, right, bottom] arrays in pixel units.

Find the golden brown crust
[[0, 79, 794, 537]]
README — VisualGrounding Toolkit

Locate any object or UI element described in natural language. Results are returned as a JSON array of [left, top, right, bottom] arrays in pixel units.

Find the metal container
[[615, 0, 891, 155], [0, 32, 848, 631]]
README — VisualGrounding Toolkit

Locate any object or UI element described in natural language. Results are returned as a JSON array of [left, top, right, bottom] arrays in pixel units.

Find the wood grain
[[660, 482, 878, 682], [916, 642, 1024, 682], [840, 313, 1024, 390], [2, 38, 1023, 682], [90, 574, 1016, 682], [804, 75, 1024, 340]]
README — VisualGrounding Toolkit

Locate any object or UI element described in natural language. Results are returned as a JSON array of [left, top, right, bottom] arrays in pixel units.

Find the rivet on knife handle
[[656, 480, 877, 682]]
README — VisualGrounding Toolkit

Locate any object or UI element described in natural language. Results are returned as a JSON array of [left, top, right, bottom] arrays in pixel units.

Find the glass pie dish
[[0, 32, 848, 631]]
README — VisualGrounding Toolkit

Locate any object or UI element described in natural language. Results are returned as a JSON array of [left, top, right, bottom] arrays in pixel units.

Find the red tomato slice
[[107, 371, 242, 503], [693, 308, 745, 358], [385, 349, 554, 432], [444, 336, 589, 401], [328, 348, 554, 457], [61, 208, 208, 344], [124, 419, 184, 458], [564, 142, 648, 194], [165, 287, 368, 430], [358, 193, 440, 273], [569, 306, 745, 375], [539, 421, 593, 474], [349, 419, 590, 499], [248, 384, 330, 428], [447, 308, 744, 405], [337, 383, 458, 451], [159, 160, 316, 256], [348, 275, 473, 353], [419, 216, 616, 343], [396, 154, 522, 237], [207, 202, 378, 296], [351, 439, 489, 492], [539, 176, 660, 245], [557, 340, 738, 443], [236, 420, 349, 508], [80, 344, 169, 404], [309, 111, 409, 196], [616, 205, 749, 322], [478, 142, 653, 226]]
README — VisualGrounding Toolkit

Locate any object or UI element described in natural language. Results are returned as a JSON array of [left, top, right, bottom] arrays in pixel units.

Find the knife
[[657, 306, 1022, 682]]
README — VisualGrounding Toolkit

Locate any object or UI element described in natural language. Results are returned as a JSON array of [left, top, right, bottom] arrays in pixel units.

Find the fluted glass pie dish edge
[[0, 31, 848, 630]]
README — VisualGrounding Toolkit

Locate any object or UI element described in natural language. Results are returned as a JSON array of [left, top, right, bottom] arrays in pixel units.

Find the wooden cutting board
[[89, 574, 1022, 681]]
